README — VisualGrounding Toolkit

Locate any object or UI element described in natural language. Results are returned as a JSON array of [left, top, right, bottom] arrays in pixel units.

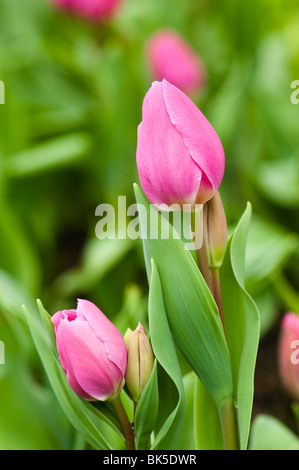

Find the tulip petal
[[76, 299, 127, 376], [57, 318, 124, 400], [73, 0, 120, 17], [55, 319, 95, 400], [137, 81, 202, 208], [51, 309, 77, 333], [162, 80, 225, 202], [279, 313, 299, 400], [51, 0, 120, 18], [147, 29, 205, 95]]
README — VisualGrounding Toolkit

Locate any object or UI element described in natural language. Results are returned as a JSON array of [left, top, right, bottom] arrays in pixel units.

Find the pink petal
[[51, 309, 77, 333], [55, 319, 95, 400], [147, 30, 205, 95], [51, 0, 120, 18], [162, 79, 225, 202], [57, 319, 124, 400], [76, 299, 127, 376], [74, 0, 120, 17], [136, 81, 202, 208], [282, 313, 299, 337], [279, 313, 299, 400]]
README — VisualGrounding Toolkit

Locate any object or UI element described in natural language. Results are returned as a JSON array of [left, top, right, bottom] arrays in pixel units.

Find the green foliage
[[134, 184, 233, 410], [134, 360, 159, 450], [249, 415, 299, 450], [147, 260, 185, 450], [221, 203, 260, 449]]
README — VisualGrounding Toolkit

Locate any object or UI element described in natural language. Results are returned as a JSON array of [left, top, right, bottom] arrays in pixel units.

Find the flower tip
[[150, 80, 164, 91], [282, 312, 299, 331], [76, 298, 92, 309]]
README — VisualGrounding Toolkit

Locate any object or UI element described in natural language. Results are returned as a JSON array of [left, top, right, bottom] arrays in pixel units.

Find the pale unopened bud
[[123, 328, 133, 348], [203, 191, 228, 269], [125, 323, 154, 402]]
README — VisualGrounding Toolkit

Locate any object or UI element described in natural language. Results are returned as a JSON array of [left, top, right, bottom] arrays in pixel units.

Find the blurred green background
[[0, 0, 299, 449]]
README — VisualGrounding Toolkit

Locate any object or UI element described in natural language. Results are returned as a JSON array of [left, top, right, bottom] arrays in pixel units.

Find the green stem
[[195, 239, 214, 294], [210, 268, 224, 328], [193, 204, 214, 294], [110, 395, 135, 450], [219, 396, 239, 450]]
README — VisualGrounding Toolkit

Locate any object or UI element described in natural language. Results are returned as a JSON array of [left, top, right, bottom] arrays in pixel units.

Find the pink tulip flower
[[51, 299, 127, 401], [136, 79, 225, 209], [146, 29, 206, 95], [278, 313, 299, 401], [50, 0, 121, 20]]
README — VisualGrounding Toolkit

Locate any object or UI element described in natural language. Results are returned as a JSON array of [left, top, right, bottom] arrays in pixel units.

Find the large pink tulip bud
[[136, 79, 225, 209], [51, 299, 127, 401], [50, 0, 121, 20], [146, 29, 206, 95], [278, 313, 299, 401]]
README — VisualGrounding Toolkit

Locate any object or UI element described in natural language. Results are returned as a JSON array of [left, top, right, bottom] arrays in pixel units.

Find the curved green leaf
[[5, 133, 91, 178], [220, 202, 260, 449], [134, 360, 159, 450], [249, 415, 299, 450], [194, 377, 224, 450], [148, 260, 185, 450], [180, 372, 197, 450], [0, 204, 41, 296], [245, 215, 299, 293], [134, 183, 233, 411]]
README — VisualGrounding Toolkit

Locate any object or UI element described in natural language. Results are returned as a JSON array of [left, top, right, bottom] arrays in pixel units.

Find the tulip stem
[[219, 396, 239, 450], [195, 240, 214, 294], [110, 395, 135, 450], [210, 268, 224, 328]]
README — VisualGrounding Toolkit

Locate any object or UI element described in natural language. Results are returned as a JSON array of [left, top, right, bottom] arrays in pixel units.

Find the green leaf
[[4, 132, 91, 178], [249, 415, 299, 450], [180, 372, 197, 450], [253, 154, 299, 208], [0, 203, 41, 295], [245, 215, 299, 293], [147, 260, 185, 450], [23, 300, 124, 450], [134, 360, 159, 450], [194, 377, 224, 450], [36, 299, 59, 355], [134, 183, 233, 410], [0, 276, 73, 450], [220, 202, 260, 449]]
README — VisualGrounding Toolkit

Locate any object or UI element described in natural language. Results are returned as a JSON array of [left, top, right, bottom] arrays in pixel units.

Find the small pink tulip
[[146, 29, 206, 95], [136, 79, 225, 209], [50, 0, 121, 20], [278, 313, 299, 401], [51, 299, 127, 401]]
